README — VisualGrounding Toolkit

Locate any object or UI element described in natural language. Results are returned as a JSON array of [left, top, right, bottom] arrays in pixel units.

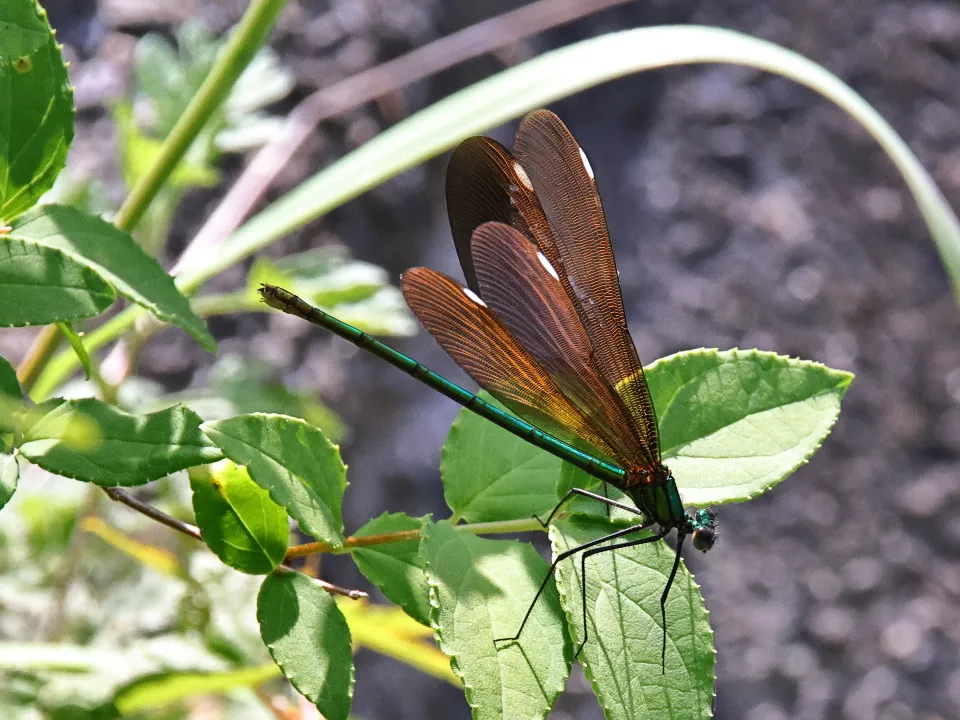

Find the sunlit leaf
[[258, 571, 354, 720], [190, 460, 288, 574]]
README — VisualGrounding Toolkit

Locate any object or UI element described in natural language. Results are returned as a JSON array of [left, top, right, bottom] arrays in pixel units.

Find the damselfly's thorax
[[624, 464, 719, 553], [623, 463, 671, 488]]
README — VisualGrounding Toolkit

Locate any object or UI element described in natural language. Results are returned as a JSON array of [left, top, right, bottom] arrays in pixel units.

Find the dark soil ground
[[12, 0, 960, 718]]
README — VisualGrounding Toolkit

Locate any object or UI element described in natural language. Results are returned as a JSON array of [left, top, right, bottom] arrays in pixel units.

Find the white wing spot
[[537, 251, 560, 281], [513, 162, 533, 190], [578, 146, 595, 180], [463, 287, 487, 307]]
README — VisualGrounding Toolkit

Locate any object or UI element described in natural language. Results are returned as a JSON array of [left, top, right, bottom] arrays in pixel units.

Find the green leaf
[[422, 520, 570, 720], [647, 348, 853, 505], [9, 205, 216, 351], [0, 236, 115, 325], [0, 355, 21, 433], [113, 664, 281, 715], [202, 414, 346, 547], [550, 518, 714, 720], [443, 352, 851, 514], [0, 453, 18, 508], [351, 512, 431, 626], [0, 354, 19, 397], [56, 320, 91, 380], [258, 571, 354, 720], [18, 398, 223, 486], [0, 0, 74, 221], [442, 392, 563, 523], [190, 460, 288, 574]]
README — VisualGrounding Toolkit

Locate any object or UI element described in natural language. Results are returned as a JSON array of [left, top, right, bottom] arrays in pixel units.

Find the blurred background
[[3, 0, 960, 718]]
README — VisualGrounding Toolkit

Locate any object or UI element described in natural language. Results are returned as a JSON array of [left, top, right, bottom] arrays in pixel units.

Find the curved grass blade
[[37, 25, 960, 396], [189, 25, 960, 299]]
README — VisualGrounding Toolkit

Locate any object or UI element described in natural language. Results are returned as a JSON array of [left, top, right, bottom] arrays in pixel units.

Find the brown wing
[[401, 266, 620, 463], [514, 109, 661, 461], [471, 222, 654, 467], [445, 135, 560, 293]]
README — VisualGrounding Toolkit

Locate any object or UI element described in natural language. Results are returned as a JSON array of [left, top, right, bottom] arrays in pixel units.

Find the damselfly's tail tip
[[258, 283, 285, 311]]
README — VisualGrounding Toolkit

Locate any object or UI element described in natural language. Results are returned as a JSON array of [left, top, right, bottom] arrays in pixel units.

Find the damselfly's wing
[[471, 222, 653, 466], [445, 136, 558, 293], [401, 267, 620, 463], [515, 110, 661, 462]]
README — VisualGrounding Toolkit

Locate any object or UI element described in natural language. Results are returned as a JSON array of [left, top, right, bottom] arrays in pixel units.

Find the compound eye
[[692, 527, 716, 552]]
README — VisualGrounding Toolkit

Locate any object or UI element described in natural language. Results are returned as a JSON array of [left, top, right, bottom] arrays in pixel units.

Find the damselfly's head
[[690, 508, 718, 552]]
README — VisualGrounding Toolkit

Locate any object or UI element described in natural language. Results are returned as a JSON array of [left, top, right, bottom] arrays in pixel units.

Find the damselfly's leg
[[574, 529, 668, 659], [494, 520, 655, 646], [657, 533, 687, 674], [535, 488, 645, 529]]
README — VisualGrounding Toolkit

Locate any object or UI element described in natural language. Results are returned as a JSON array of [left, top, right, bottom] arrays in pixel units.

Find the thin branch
[[103, 486, 367, 600], [285, 517, 543, 560], [103, 486, 204, 541], [172, 0, 632, 275], [17, 324, 63, 395], [276, 565, 367, 600]]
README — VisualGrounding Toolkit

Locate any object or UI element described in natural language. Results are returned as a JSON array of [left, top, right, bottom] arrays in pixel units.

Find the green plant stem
[[17, 324, 62, 394], [113, 0, 288, 233], [286, 517, 544, 559], [191, 291, 254, 317], [104, 486, 366, 599]]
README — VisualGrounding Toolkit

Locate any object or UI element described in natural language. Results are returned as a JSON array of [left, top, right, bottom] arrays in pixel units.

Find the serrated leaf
[[442, 352, 850, 516], [442, 392, 563, 523], [113, 663, 281, 714], [550, 518, 714, 720], [9, 205, 216, 351], [17, 398, 223, 485], [647, 348, 853, 504], [202, 414, 346, 546], [422, 520, 570, 720], [258, 571, 354, 720], [0, 237, 116, 325], [0, 452, 18, 508], [190, 460, 288, 574], [351, 512, 431, 625], [0, 0, 74, 221]]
